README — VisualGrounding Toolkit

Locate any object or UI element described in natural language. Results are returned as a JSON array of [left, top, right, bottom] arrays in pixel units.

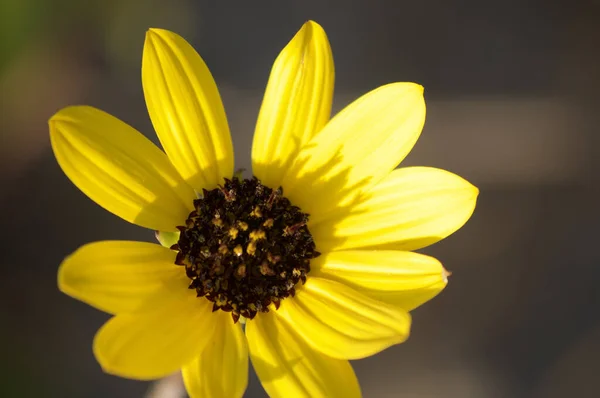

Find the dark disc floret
[[171, 177, 319, 323]]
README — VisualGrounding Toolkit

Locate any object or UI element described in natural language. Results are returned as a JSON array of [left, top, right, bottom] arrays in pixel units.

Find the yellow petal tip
[[402, 82, 424, 94], [302, 20, 323, 31], [144, 28, 159, 45], [56, 256, 71, 294], [294, 20, 324, 45], [146, 27, 165, 36], [144, 28, 175, 47], [48, 105, 81, 125], [48, 107, 77, 141], [48, 112, 60, 125], [396, 82, 424, 94], [92, 336, 144, 380]]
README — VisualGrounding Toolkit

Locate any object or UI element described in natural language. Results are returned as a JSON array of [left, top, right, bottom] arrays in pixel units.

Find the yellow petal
[[282, 83, 425, 225], [182, 312, 248, 398], [274, 277, 410, 360], [312, 250, 448, 311], [252, 20, 334, 189], [313, 167, 479, 252], [143, 28, 234, 191], [247, 311, 361, 398], [49, 106, 195, 231], [58, 241, 189, 314], [93, 295, 217, 380]]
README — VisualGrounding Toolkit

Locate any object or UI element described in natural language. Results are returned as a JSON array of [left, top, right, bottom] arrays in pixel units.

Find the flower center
[[172, 177, 319, 323]]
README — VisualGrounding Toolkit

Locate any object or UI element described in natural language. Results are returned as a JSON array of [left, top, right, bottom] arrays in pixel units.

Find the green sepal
[[155, 230, 180, 248]]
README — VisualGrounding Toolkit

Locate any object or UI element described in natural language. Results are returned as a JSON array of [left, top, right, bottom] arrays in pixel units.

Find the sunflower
[[50, 21, 478, 397]]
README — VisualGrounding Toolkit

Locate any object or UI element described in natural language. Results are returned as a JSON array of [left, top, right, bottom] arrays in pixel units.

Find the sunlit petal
[[143, 28, 234, 191], [49, 106, 195, 231], [58, 241, 189, 314], [182, 312, 248, 398], [313, 167, 478, 251], [282, 83, 425, 224], [252, 20, 334, 189], [312, 250, 448, 311], [274, 277, 411, 359], [93, 296, 217, 380], [247, 311, 361, 397]]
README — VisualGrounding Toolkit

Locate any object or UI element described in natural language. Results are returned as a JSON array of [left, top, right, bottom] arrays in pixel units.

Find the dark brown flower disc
[[172, 177, 319, 323]]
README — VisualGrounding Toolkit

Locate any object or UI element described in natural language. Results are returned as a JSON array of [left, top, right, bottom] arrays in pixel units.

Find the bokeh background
[[1, 0, 599, 397]]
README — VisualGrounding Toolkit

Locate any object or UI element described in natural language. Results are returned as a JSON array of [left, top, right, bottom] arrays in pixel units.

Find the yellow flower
[[49, 21, 478, 398]]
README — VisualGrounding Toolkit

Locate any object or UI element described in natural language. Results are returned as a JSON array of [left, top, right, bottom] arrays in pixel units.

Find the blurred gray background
[[1, 0, 599, 397]]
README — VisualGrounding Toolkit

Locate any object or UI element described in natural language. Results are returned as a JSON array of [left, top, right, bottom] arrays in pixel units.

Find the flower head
[[50, 21, 478, 397]]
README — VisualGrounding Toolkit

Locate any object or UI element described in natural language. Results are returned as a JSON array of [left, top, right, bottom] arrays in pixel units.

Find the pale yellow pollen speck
[[237, 221, 249, 231], [249, 229, 266, 241], [212, 217, 223, 227], [250, 206, 263, 218], [229, 227, 239, 239], [218, 244, 229, 255], [233, 245, 243, 256], [263, 218, 274, 228], [247, 241, 257, 256]]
